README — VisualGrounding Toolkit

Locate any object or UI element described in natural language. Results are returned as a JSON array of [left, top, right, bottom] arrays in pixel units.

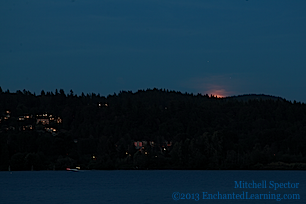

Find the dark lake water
[[0, 170, 304, 204]]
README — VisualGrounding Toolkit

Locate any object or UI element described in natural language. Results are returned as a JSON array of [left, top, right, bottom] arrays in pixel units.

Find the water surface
[[0, 170, 304, 204]]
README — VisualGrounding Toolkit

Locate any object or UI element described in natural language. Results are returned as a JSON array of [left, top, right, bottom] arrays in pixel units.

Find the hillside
[[0, 88, 306, 170], [225, 94, 286, 102]]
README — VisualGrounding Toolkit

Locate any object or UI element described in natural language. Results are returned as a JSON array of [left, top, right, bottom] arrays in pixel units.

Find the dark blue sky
[[1, 0, 306, 101]]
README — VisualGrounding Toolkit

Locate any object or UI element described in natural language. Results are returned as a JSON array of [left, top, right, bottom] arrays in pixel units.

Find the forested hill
[[0, 88, 306, 170]]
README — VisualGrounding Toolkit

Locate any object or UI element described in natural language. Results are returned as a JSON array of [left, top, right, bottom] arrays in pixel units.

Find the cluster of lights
[[0, 110, 11, 122], [36, 114, 62, 125], [18, 115, 32, 120], [46, 127, 57, 132], [1, 110, 62, 134], [21, 125, 33, 131]]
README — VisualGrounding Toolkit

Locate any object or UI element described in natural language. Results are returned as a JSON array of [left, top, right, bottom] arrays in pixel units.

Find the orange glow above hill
[[184, 75, 235, 98], [207, 88, 228, 98]]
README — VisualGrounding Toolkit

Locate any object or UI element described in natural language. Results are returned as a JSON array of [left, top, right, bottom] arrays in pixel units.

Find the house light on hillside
[[18, 115, 32, 121], [98, 103, 108, 107], [46, 127, 57, 133], [56, 117, 62, 123], [37, 118, 49, 125], [134, 141, 141, 149], [22, 125, 33, 131], [149, 141, 154, 147], [5, 126, 15, 131]]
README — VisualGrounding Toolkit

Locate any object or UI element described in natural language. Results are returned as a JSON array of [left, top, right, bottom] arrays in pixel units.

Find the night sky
[[1, 0, 306, 101]]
